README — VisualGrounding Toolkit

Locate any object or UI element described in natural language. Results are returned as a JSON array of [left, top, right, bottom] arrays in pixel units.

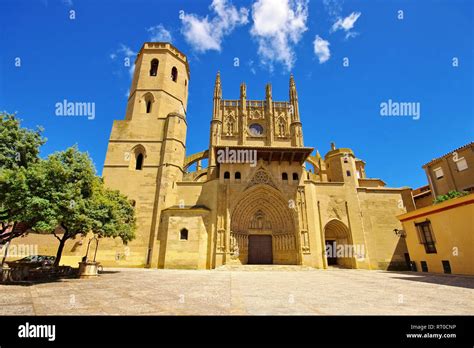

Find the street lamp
[[393, 228, 406, 238]]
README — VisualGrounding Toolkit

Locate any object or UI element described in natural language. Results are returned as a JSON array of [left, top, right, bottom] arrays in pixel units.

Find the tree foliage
[[433, 190, 469, 204], [0, 142, 136, 266], [0, 112, 46, 243], [0, 112, 46, 170], [88, 179, 136, 244]]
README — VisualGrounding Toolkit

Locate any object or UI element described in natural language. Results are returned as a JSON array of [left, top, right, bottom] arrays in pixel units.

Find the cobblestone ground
[[0, 267, 473, 315]]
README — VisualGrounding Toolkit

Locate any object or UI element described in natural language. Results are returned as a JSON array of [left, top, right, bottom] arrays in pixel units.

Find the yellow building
[[397, 194, 474, 275], [7, 42, 416, 270]]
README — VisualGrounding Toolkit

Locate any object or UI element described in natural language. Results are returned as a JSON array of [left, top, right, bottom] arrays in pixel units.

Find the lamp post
[[393, 228, 406, 238]]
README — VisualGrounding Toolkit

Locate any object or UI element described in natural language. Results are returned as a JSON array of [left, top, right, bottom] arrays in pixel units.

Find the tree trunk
[[54, 236, 68, 267], [1, 241, 10, 268]]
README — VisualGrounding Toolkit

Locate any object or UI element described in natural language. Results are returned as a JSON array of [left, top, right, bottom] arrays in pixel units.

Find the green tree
[[38, 146, 98, 266], [0, 165, 54, 244], [0, 146, 95, 265], [0, 112, 46, 170], [0, 112, 46, 244], [1, 146, 136, 266], [88, 179, 136, 244]]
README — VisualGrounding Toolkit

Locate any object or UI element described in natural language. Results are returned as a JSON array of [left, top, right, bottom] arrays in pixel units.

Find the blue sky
[[1, 0, 473, 189]]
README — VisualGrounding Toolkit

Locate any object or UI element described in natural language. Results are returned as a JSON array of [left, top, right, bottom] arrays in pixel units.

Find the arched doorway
[[231, 185, 298, 265], [324, 219, 356, 268]]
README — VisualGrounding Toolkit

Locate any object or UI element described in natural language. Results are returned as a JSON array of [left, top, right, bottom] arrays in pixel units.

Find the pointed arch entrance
[[231, 185, 299, 265], [323, 219, 357, 268]]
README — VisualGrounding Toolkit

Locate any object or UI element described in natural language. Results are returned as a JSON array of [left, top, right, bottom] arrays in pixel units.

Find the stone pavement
[[0, 267, 472, 315]]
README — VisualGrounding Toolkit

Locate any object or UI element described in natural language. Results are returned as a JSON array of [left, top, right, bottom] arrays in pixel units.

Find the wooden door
[[248, 235, 273, 264]]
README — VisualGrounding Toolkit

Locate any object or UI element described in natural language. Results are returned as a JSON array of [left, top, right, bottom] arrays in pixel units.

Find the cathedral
[[100, 42, 415, 270]]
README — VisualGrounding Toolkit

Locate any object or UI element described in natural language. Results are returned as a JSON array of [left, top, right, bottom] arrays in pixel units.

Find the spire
[[265, 83, 272, 100], [214, 71, 222, 99], [289, 74, 300, 121], [289, 73, 297, 99], [265, 83, 273, 113], [212, 71, 222, 120], [240, 82, 246, 99]]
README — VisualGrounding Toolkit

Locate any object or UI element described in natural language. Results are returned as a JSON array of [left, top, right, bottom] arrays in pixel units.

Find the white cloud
[[148, 24, 173, 42], [248, 59, 257, 75], [313, 35, 330, 64], [323, 0, 342, 19], [181, 0, 249, 52], [118, 45, 136, 78], [344, 31, 359, 40], [110, 44, 137, 79], [250, 0, 308, 71], [331, 11, 361, 33], [117, 44, 136, 58]]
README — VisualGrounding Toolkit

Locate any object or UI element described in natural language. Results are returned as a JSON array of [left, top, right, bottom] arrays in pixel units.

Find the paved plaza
[[0, 267, 473, 315]]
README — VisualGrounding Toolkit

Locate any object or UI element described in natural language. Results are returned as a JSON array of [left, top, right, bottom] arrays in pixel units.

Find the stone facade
[[7, 42, 415, 270]]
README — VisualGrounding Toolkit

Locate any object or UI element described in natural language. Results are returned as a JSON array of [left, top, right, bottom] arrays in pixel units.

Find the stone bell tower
[[102, 42, 190, 267]]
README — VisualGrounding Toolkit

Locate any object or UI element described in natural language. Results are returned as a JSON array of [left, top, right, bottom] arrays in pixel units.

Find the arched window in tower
[[130, 145, 146, 171], [135, 153, 144, 170], [282, 172, 288, 181], [171, 67, 178, 82], [235, 172, 241, 180], [142, 93, 154, 114], [224, 171, 230, 180], [150, 59, 159, 76], [293, 173, 299, 181]]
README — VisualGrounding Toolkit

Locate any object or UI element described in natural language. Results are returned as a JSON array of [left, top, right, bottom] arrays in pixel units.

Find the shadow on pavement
[[382, 270, 474, 289]]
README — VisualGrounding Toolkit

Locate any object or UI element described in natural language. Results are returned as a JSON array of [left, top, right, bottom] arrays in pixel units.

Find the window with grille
[[415, 220, 437, 254]]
